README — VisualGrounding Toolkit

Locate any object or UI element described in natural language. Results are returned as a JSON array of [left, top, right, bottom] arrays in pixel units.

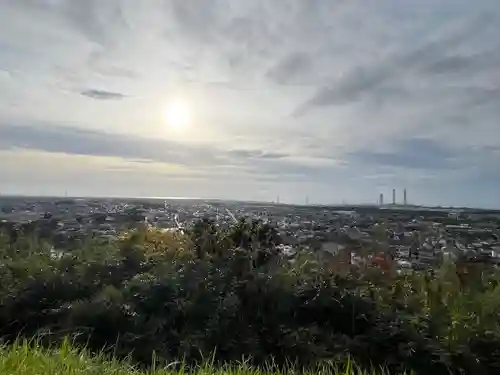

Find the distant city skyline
[[1, 1, 500, 208], [0, 191, 495, 210]]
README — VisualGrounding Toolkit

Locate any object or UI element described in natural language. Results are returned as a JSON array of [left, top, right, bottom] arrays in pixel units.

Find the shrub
[[0, 220, 500, 374]]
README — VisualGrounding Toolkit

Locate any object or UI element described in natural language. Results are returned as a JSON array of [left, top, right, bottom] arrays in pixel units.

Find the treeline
[[1, 219, 500, 374]]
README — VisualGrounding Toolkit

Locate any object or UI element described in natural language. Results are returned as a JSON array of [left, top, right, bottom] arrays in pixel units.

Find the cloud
[[265, 52, 312, 85], [59, 0, 130, 47], [422, 51, 499, 76], [227, 149, 290, 160], [80, 89, 126, 100], [0, 122, 344, 186], [1, 0, 500, 206], [0, 123, 220, 167], [292, 9, 500, 114], [350, 138, 458, 170]]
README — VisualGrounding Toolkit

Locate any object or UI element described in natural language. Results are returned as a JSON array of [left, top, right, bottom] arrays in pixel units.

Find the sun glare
[[163, 99, 191, 132]]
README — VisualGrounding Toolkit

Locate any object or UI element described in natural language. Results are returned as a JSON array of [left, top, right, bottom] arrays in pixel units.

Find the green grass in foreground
[[0, 339, 407, 375]]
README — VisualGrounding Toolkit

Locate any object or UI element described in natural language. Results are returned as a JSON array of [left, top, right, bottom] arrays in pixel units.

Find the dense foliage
[[1, 219, 500, 374]]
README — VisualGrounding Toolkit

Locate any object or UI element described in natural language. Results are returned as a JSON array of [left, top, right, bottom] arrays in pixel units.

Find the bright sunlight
[[163, 99, 191, 132]]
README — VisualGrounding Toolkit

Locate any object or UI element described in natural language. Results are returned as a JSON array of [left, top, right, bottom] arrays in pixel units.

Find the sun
[[163, 99, 191, 131]]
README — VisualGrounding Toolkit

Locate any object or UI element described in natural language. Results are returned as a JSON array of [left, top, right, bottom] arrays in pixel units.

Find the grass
[[0, 339, 406, 375]]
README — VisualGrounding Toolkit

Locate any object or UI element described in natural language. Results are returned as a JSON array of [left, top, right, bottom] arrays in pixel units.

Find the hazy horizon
[[2, 192, 497, 211], [1, 1, 500, 208]]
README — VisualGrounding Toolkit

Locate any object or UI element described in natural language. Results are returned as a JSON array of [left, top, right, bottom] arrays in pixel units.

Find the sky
[[1, 0, 500, 208]]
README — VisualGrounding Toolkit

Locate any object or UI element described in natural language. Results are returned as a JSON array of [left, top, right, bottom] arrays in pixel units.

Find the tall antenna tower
[[403, 188, 407, 205], [392, 189, 396, 205]]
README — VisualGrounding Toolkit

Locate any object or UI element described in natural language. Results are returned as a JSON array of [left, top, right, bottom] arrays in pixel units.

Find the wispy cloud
[[293, 14, 499, 116], [1, 0, 500, 206], [0, 122, 343, 185], [350, 138, 460, 170], [265, 52, 312, 85], [80, 89, 126, 100], [0, 123, 225, 167]]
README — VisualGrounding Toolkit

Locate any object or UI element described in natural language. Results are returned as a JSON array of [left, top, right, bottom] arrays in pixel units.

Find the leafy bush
[[1, 221, 500, 374]]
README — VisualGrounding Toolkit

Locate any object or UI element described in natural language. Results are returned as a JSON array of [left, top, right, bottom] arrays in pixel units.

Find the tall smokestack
[[404, 188, 407, 205], [392, 189, 396, 205]]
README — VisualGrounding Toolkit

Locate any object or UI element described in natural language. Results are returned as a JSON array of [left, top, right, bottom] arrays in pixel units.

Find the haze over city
[[1, 0, 500, 208]]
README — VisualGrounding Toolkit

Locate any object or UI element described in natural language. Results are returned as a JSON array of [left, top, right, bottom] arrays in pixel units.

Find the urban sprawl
[[1, 195, 500, 273]]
